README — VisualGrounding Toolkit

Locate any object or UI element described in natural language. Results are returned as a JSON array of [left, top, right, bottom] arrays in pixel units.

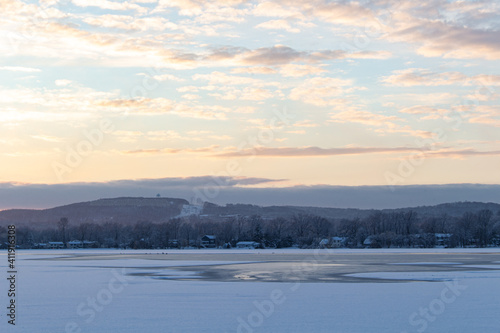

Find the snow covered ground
[[1, 248, 500, 332]]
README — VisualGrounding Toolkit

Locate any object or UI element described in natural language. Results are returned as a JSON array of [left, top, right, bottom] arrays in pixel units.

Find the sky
[[1, 0, 500, 209]]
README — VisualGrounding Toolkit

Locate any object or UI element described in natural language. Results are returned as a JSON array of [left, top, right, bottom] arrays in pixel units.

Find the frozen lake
[[2, 248, 500, 332]]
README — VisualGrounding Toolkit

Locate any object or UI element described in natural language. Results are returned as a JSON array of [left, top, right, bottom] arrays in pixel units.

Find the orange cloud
[[215, 146, 421, 158]]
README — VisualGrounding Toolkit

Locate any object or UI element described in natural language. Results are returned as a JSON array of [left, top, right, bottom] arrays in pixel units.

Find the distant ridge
[[0, 197, 188, 228], [385, 201, 500, 217], [202, 201, 500, 220], [0, 197, 499, 228]]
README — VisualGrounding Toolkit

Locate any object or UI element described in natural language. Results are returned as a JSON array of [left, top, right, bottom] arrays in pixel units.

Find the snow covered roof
[[363, 236, 374, 245], [202, 235, 216, 240]]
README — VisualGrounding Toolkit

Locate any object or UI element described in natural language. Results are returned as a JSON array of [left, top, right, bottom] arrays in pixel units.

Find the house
[[236, 241, 260, 249], [363, 236, 376, 248], [48, 241, 65, 249], [67, 240, 97, 249], [68, 240, 83, 249], [168, 239, 179, 248], [331, 237, 348, 248], [435, 233, 452, 247], [319, 239, 329, 248], [83, 240, 97, 248], [201, 235, 216, 248]]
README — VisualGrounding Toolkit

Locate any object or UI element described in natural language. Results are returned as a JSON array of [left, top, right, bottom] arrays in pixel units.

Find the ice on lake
[[1, 248, 500, 333]]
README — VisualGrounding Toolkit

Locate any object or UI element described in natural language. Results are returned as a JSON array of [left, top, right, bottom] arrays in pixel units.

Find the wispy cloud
[[279, 64, 326, 77], [428, 148, 500, 158], [215, 146, 421, 158], [30, 135, 64, 142], [382, 68, 500, 87], [255, 19, 301, 33], [384, 2, 500, 60], [289, 77, 355, 106], [329, 110, 434, 138], [72, 0, 148, 13], [467, 105, 500, 127], [0, 66, 41, 72], [122, 145, 220, 155], [399, 105, 449, 120], [329, 110, 399, 127]]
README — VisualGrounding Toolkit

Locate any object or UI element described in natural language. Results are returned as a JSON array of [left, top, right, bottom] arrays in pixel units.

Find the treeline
[[1, 209, 500, 249]]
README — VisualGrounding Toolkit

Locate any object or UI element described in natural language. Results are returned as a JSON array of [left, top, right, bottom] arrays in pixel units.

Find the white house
[[68, 240, 97, 249], [319, 239, 329, 248], [331, 237, 348, 248], [236, 241, 260, 249], [68, 240, 83, 249], [48, 242, 64, 249], [435, 233, 452, 247], [363, 236, 375, 248]]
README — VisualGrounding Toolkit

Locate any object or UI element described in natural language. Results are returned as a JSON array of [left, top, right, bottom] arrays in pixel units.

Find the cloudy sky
[[1, 0, 500, 208]]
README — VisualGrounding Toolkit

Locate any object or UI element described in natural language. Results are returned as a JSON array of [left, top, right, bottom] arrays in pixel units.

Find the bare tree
[[309, 216, 330, 238], [58, 217, 69, 245], [167, 218, 183, 240], [455, 212, 475, 247], [475, 210, 493, 247], [78, 223, 91, 242]]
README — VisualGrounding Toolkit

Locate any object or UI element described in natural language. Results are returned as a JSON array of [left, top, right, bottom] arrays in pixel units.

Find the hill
[[202, 201, 500, 220], [0, 197, 188, 228]]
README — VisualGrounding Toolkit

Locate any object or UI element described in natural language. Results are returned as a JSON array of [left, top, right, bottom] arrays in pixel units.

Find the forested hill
[[202, 201, 500, 220], [200, 202, 377, 220], [0, 197, 499, 228], [385, 201, 500, 218], [0, 197, 188, 228]]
